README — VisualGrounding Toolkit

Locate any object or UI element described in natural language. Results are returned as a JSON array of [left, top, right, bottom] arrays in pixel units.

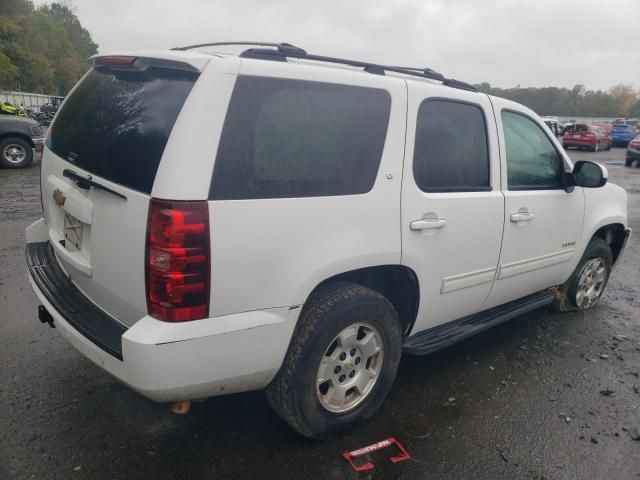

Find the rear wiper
[[63, 169, 127, 200]]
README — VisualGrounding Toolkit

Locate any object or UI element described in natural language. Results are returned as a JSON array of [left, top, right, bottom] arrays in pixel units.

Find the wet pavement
[[1, 148, 639, 479]]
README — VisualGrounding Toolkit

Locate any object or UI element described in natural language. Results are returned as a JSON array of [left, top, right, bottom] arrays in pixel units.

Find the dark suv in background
[[0, 115, 45, 168]]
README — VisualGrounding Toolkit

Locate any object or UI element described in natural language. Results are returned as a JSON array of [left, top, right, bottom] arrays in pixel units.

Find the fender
[[578, 182, 628, 262]]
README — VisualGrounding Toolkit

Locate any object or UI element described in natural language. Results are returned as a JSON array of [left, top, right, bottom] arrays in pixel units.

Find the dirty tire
[[266, 282, 402, 439], [550, 237, 612, 312], [0, 137, 33, 168]]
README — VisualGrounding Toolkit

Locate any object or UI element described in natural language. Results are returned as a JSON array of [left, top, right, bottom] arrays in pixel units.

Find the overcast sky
[[36, 0, 639, 90]]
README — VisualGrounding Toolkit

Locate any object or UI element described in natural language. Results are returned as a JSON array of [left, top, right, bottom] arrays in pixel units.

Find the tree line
[[0, 0, 98, 96], [1, 0, 638, 119], [475, 82, 640, 119]]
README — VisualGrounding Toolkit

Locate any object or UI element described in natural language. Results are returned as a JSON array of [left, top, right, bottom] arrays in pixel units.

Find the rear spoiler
[[89, 55, 201, 74]]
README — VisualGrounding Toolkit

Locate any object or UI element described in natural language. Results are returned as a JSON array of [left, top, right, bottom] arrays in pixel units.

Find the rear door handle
[[410, 218, 447, 230], [510, 211, 535, 222]]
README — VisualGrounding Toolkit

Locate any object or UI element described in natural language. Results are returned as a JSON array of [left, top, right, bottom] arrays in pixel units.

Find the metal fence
[[0, 91, 64, 112]]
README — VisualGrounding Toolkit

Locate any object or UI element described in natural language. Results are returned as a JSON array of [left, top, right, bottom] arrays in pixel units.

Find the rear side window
[[210, 76, 391, 200], [49, 67, 197, 193], [413, 99, 490, 192]]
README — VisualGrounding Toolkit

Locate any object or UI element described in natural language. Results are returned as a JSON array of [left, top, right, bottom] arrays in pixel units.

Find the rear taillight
[[145, 199, 210, 322]]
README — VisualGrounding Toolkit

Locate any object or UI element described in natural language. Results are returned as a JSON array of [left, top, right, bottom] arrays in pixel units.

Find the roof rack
[[173, 42, 477, 92], [171, 41, 307, 53]]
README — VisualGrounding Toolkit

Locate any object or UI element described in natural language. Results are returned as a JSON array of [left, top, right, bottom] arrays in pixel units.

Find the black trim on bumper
[[26, 242, 127, 360]]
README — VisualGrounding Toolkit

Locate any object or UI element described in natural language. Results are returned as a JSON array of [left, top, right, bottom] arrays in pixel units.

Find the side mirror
[[572, 160, 608, 188]]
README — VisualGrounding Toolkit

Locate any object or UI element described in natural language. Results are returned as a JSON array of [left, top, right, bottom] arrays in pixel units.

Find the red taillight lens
[[145, 199, 210, 322]]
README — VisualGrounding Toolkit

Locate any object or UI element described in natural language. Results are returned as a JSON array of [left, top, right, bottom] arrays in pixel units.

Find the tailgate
[[41, 58, 199, 327]]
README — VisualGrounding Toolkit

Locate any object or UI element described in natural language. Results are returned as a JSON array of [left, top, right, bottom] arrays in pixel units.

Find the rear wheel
[[0, 137, 33, 168], [266, 282, 402, 438], [550, 237, 612, 312]]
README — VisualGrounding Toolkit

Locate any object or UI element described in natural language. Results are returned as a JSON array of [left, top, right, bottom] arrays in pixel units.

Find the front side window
[[502, 111, 564, 190], [210, 76, 391, 200], [413, 99, 490, 192]]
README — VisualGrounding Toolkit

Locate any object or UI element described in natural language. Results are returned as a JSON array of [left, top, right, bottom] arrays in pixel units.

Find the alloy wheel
[[3, 143, 27, 164], [575, 258, 608, 309], [316, 323, 384, 413]]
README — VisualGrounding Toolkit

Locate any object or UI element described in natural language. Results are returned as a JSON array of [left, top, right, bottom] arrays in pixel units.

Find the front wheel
[[550, 237, 612, 311], [266, 282, 402, 439]]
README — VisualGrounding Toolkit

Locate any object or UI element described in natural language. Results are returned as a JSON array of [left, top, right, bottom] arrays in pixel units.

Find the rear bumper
[[25, 219, 299, 402]]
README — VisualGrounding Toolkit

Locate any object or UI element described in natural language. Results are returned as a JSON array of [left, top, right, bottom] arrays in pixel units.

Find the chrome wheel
[[316, 323, 384, 413], [3, 143, 27, 164], [575, 258, 608, 309]]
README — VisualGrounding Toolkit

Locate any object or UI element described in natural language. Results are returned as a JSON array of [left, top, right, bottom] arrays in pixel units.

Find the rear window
[[613, 125, 631, 130], [210, 76, 391, 200], [49, 67, 197, 193]]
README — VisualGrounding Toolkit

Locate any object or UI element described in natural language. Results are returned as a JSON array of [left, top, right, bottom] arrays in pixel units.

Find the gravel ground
[[1, 147, 639, 479]]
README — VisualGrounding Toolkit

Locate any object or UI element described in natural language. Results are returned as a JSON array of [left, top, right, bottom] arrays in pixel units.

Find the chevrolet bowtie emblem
[[53, 189, 66, 206]]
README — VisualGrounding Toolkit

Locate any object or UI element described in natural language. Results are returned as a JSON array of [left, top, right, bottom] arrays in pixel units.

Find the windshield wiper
[[63, 169, 127, 200]]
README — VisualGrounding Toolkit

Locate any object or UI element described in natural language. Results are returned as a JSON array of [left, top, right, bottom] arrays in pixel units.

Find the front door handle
[[510, 211, 535, 222], [410, 217, 447, 230]]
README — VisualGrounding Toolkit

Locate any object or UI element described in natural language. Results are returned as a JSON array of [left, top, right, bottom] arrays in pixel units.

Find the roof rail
[[172, 41, 306, 54], [173, 41, 477, 92]]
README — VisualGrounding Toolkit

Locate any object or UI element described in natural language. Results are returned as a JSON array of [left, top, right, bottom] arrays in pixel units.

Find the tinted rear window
[[210, 76, 391, 200], [613, 125, 631, 130], [49, 67, 197, 193]]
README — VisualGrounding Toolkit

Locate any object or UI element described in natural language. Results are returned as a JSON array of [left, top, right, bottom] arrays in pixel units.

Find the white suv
[[25, 43, 631, 438]]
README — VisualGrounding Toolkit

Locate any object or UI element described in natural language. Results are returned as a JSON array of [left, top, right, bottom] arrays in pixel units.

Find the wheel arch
[[0, 132, 34, 148], [591, 223, 627, 264], [306, 265, 420, 337]]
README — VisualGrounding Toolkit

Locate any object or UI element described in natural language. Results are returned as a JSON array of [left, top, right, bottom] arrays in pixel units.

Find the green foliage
[[476, 82, 640, 118], [0, 1, 97, 95]]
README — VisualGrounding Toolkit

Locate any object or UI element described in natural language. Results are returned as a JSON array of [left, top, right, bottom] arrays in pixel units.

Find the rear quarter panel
[[203, 61, 407, 317]]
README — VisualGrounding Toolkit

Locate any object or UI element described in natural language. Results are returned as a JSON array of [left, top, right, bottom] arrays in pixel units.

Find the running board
[[403, 290, 554, 355]]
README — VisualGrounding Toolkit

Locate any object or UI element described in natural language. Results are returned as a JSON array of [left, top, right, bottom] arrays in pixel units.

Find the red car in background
[[591, 122, 613, 136], [562, 123, 612, 152]]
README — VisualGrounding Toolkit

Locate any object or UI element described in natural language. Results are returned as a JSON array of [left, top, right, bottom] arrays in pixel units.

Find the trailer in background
[[0, 91, 64, 113]]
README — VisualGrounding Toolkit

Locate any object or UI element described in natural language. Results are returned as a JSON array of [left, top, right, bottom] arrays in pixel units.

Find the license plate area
[[63, 212, 83, 252]]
